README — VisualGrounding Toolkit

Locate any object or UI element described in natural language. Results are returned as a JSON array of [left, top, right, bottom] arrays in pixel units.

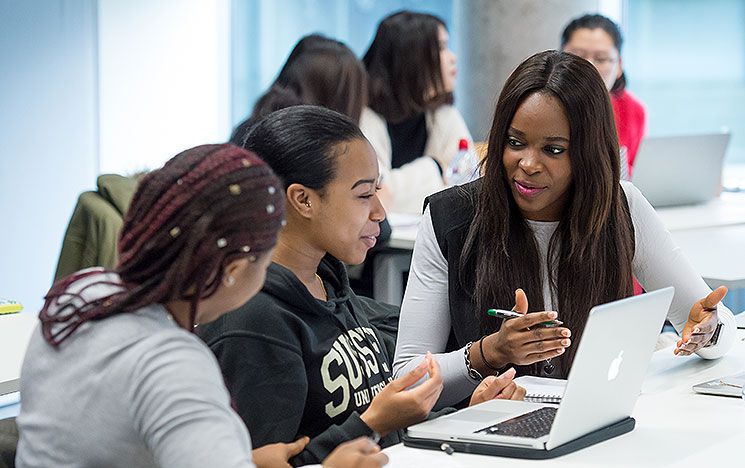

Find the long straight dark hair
[[460, 50, 635, 376], [363, 10, 453, 122]]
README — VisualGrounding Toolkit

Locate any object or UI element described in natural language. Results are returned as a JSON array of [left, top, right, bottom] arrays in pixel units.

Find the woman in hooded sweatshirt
[[16, 144, 388, 468], [198, 105, 526, 466]]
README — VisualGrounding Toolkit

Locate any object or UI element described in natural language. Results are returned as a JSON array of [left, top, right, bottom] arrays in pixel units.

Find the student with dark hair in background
[[199, 106, 525, 467], [561, 13, 645, 178], [16, 144, 387, 468], [230, 34, 368, 145], [361, 10, 473, 213], [393, 50, 735, 409]]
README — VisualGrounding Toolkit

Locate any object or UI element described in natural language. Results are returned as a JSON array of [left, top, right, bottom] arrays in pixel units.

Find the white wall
[[97, 0, 232, 174], [0, 0, 232, 313], [0, 0, 99, 313]]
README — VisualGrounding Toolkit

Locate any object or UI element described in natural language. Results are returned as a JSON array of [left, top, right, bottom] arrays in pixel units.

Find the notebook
[[631, 132, 730, 207], [0, 298, 23, 315], [404, 287, 675, 458], [515, 376, 566, 404]]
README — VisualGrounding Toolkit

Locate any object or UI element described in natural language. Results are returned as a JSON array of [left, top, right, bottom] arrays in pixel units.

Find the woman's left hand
[[469, 368, 526, 406], [675, 286, 727, 356]]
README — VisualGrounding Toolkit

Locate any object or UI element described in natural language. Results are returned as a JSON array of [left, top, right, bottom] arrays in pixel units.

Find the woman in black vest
[[393, 50, 735, 409]]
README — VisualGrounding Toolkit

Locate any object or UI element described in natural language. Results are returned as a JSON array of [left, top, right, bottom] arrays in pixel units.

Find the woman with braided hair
[[16, 144, 388, 468]]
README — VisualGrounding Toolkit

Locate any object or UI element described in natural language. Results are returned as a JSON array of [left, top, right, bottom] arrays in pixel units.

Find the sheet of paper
[[514, 375, 567, 398]]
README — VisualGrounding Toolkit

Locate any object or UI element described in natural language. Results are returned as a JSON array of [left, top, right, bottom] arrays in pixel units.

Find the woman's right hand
[[478, 289, 572, 370], [360, 352, 443, 436], [322, 437, 389, 468]]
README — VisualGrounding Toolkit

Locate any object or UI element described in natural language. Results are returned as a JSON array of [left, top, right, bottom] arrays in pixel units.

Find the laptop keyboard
[[478, 407, 557, 439]]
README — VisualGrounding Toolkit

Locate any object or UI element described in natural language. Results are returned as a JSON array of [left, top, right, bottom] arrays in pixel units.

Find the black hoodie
[[198, 255, 401, 466]]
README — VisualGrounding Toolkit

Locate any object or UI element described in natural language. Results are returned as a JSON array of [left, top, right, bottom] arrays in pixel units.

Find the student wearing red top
[[561, 14, 645, 179]]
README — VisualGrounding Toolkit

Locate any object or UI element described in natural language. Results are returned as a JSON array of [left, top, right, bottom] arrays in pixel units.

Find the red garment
[[611, 90, 646, 177]]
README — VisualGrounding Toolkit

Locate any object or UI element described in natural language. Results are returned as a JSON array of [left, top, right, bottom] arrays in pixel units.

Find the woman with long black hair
[[393, 50, 736, 408]]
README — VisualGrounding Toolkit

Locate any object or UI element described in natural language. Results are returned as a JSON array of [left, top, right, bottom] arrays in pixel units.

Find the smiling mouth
[[361, 235, 378, 249], [514, 180, 547, 197]]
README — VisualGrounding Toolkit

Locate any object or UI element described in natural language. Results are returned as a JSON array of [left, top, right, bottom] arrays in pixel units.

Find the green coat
[[54, 174, 138, 281]]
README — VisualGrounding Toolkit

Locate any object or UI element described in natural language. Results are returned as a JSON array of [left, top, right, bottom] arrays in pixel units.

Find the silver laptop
[[406, 287, 675, 452], [631, 133, 730, 207]]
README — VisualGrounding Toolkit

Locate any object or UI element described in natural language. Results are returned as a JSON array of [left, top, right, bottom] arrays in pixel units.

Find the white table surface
[[0, 310, 36, 419], [0, 311, 37, 386], [671, 224, 745, 289], [654, 192, 745, 231], [383, 330, 745, 467]]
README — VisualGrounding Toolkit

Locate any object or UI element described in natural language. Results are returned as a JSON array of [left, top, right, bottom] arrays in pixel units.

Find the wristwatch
[[703, 321, 723, 348]]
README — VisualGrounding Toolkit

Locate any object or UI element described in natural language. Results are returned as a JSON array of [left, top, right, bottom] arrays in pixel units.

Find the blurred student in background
[[562, 13, 645, 179], [361, 10, 473, 213], [230, 34, 368, 145]]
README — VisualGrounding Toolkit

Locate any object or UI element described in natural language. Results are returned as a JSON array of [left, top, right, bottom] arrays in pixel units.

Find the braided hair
[[40, 144, 285, 346]]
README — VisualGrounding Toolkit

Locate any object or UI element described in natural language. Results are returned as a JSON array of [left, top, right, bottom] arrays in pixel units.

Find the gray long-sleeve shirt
[[16, 271, 255, 468]]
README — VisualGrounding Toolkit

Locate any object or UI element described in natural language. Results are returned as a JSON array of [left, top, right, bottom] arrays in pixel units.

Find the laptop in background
[[404, 287, 675, 459], [631, 132, 730, 207]]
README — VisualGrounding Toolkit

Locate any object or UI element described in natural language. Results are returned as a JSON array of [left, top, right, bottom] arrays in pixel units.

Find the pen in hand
[[487, 309, 563, 327]]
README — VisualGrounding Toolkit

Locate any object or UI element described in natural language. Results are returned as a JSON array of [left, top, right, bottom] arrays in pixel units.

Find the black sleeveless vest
[[424, 180, 634, 379], [426, 180, 561, 378]]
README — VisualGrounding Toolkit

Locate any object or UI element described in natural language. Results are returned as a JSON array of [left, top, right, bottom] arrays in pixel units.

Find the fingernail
[[562, 339, 571, 346], [548, 311, 558, 319], [562, 330, 571, 337], [504, 367, 516, 376], [557, 348, 565, 354]]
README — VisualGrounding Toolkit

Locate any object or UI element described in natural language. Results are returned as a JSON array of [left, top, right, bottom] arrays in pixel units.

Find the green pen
[[487, 309, 563, 328]]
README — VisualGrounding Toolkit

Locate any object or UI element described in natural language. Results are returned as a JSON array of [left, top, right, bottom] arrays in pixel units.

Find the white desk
[[0, 311, 37, 419], [383, 331, 745, 467], [378, 193, 745, 306], [655, 192, 745, 231], [671, 224, 745, 289]]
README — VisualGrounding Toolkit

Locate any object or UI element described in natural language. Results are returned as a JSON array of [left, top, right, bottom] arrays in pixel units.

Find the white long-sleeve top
[[359, 106, 473, 214], [393, 181, 737, 408]]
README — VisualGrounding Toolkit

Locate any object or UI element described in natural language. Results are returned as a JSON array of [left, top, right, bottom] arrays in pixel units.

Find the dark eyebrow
[[509, 128, 569, 144], [351, 179, 376, 190], [546, 136, 570, 144]]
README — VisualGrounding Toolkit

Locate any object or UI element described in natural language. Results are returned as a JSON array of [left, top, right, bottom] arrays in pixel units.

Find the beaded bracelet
[[464, 341, 484, 381]]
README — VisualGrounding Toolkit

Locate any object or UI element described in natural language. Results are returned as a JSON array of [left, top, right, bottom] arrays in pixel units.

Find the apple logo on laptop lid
[[607, 350, 624, 381]]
